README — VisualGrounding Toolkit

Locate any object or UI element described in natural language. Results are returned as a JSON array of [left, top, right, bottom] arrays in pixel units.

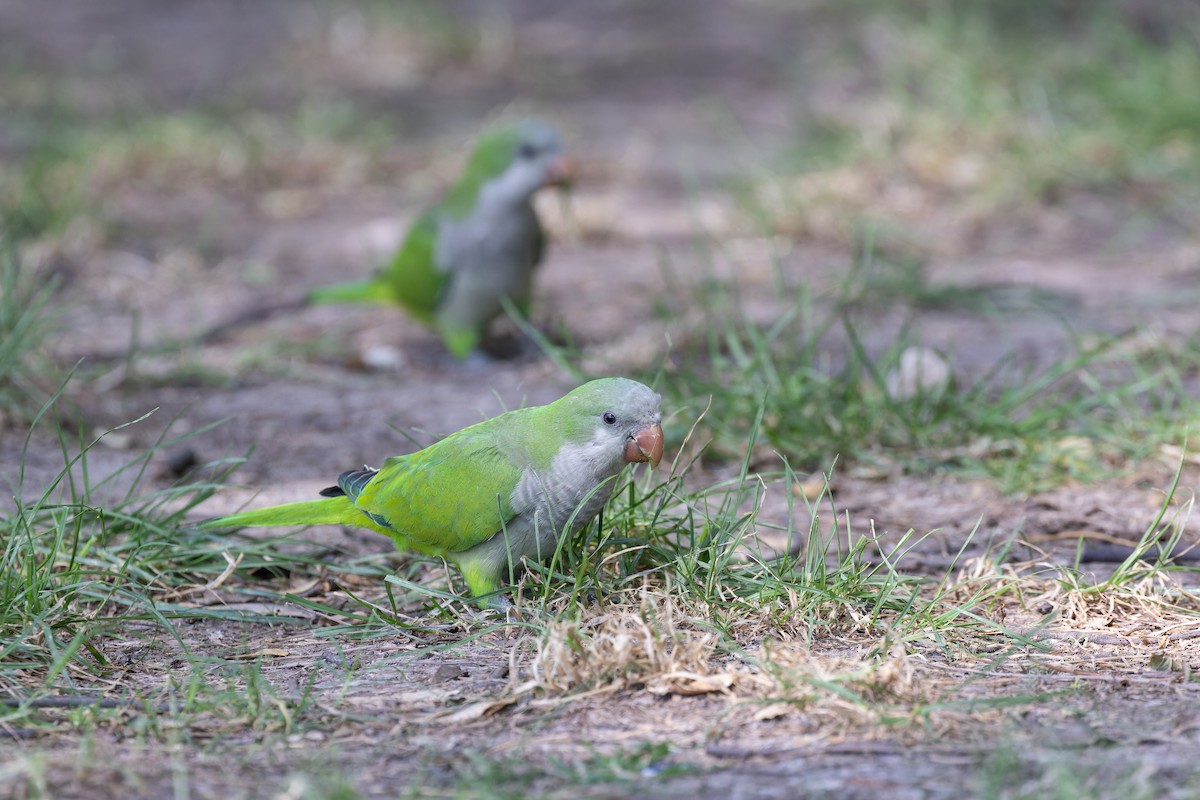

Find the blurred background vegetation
[[2, 0, 1200, 484]]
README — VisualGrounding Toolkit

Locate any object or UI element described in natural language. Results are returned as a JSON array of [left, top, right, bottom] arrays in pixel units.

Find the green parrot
[[308, 119, 570, 360], [203, 378, 663, 606]]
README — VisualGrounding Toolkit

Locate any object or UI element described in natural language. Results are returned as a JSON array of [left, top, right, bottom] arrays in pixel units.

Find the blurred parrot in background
[[203, 378, 664, 607], [309, 119, 570, 360]]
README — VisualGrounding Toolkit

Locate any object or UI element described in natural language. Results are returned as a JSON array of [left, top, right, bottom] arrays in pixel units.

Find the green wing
[[352, 424, 526, 555], [380, 211, 445, 323], [440, 124, 522, 218], [308, 212, 445, 319]]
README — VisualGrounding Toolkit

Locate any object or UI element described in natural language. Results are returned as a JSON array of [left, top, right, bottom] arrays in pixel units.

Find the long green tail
[[308, 278, 394, 305], [202, 497, 389, 534]]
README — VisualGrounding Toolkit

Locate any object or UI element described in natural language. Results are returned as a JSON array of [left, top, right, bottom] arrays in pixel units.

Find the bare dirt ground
[[4, 1, 1200, 798]]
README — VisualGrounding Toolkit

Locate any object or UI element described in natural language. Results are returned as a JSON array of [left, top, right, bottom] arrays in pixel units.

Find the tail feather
[[202, 496, 382, 531], [338, 467, 378, 499], [318, 468, 378, 499], [308, 278, 393, 305]]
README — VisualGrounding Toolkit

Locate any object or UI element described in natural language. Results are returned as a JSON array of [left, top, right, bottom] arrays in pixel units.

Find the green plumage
[[307, 119, 567, 359], [440, 125, 528, 218], [308, 212, 441, 322], [207, 411, 532, 558], [209, 496, 393, 535], [203, 378, 664, 606]]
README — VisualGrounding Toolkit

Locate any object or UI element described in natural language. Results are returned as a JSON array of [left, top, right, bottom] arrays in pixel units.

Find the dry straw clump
[[527, 590, 928, 728], [531, 593, 718, 695], [754, 637, 919, 708], [945, 552, 1200, 634]]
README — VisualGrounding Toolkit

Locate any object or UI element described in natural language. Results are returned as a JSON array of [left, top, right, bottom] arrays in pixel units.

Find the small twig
[[0, 696, 169, 711], [1006, 626, 1138, 646], [1037, 661, 1185, 680], [159, 551, 244, 601], [78, 296, 309, 364], [1, 728, 40, 740], [1080, 542, 1200, 564], [705, 740, 975, 761], [193, 296, 309, 344], [922, 660, 1191, 684]]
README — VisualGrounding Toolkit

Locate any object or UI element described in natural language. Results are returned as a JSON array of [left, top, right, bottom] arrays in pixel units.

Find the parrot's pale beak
[[543, 155, 574, 189], [624, 422, 664, 468]]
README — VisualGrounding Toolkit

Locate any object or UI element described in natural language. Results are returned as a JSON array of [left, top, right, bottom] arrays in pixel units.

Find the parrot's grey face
[[588, 384, 664, 469], [554, 379, 665, 473], [489, 123, 569, 203]]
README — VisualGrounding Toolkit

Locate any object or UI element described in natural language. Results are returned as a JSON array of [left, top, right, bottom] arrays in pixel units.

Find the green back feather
[[439, 123, 524, 218], [355, 409, 538, 554], [380, 211, 442, 321], [204, 405, 553, 557]]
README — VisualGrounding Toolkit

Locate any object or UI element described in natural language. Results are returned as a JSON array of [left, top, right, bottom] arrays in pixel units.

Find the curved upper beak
[[543, 154, 573, 189], [624, 422, 664, 468]]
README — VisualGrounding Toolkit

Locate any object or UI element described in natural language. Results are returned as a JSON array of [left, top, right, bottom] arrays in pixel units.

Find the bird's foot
[[458, 349, 497, 370]]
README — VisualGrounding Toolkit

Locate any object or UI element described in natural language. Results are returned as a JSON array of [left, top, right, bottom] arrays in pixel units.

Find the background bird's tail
[[202, 496, 385, 532], [307, 278, 394, 305]]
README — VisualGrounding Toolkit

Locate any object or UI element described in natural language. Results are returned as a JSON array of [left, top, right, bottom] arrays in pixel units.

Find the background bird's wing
[[381, 211, 445, 322]]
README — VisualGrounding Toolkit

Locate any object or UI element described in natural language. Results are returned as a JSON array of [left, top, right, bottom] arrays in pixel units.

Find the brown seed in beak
[[624, 422, 664, 467], [543, 155, 573, 189]]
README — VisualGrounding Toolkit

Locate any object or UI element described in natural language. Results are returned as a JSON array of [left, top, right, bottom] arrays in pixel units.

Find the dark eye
[[517, 142, 538, 160], [602, 412, 617, 426]]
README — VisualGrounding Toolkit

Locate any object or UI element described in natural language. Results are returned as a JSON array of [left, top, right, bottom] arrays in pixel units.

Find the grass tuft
[[628, 244, 1200, 494], [0, 391, 397, 730], [0, 243, 63, 428]]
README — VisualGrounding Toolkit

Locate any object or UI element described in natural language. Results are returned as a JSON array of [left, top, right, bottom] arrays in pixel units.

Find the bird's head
[[449, 119, 569, 214], [511, 119, 571, 191], [554, 378, 664, 470]]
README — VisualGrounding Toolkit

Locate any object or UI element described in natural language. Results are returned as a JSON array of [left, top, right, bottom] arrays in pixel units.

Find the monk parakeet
[[203, 378, 663, 606], [308, 119, 570, 360]]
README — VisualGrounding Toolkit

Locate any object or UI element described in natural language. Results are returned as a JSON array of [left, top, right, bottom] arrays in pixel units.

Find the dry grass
[[531, 592, 719, 695]]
